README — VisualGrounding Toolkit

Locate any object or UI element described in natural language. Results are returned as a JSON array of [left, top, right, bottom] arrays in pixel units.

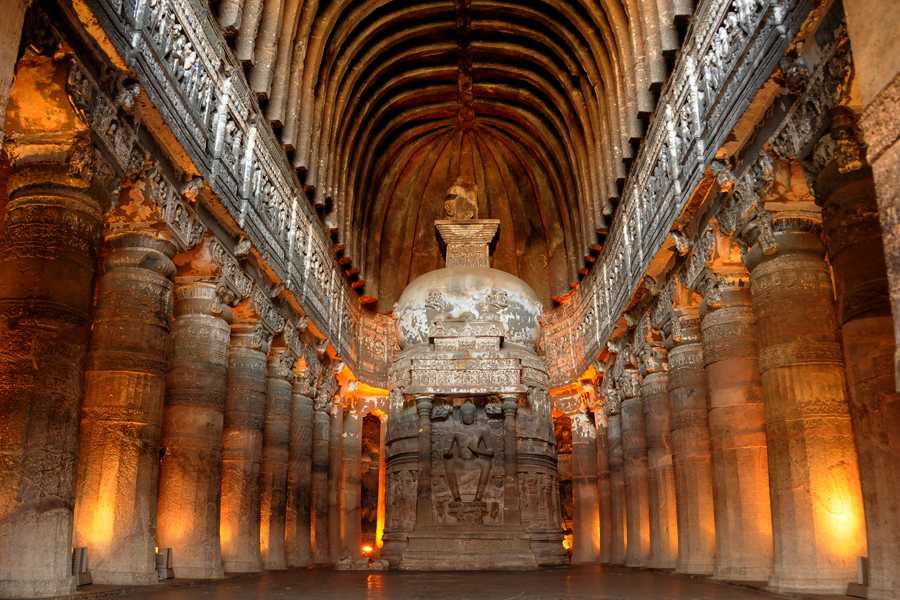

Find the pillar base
[[712, 566, 770, 583], [171, 564, 225, 580], [767, 574, 851, 596], [676, 561, 714, 576], [0, 576, 74, 599], [90, 569, 161, 586], [223, 560, 262, 574]]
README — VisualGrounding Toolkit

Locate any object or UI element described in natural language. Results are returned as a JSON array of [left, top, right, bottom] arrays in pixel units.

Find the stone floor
[[58, 566, 857, 600]]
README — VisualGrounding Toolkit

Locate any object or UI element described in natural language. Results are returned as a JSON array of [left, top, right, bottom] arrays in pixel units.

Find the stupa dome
[[392, 178, 542, 350], [393, 265, 542, 349]]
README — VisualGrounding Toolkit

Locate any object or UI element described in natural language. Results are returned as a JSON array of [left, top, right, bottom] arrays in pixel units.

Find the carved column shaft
[[285, 378, 314, 567], [157, 281, 231, 579], [414, 395, 434, 528], [700, 288, 774, 582], [0, 50, 102, 598], [310, 393, 331, 564], [570, 413, 600, 563], [606, 407, 627, 565], [340, 410, 362, 559], [0, 178, 101, 598], [74, 233, 175, 585], [620, 370, 651, 567], [661, 307, 717, 578], [640, 365, 678, 570], [220, 324, 267, 573], [819, 158, 899, 600], [746, 222, 866, 594], [593, 408, 613, 564], [260, 347, 293, 570], [327, 399, 344, 562]]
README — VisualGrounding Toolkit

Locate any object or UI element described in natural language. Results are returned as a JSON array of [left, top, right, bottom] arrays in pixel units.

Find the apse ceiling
[[216, 0, 691, 310]]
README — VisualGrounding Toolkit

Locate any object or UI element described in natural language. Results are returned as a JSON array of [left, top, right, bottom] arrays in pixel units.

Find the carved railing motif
[[86, 0, 811, 387], [541, 0, 813, 385], [86, 0, 395, 382]]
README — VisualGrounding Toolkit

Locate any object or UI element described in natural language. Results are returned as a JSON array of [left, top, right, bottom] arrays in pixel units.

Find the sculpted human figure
[[443, 401, 494, 502]]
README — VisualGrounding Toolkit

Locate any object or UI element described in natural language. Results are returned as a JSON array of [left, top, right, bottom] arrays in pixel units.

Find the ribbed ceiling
[[215, 0, 691, 309]]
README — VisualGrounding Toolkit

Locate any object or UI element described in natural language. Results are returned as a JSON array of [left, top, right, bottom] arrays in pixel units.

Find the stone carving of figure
[[443, 401, 494, 502], [443, 177, 478, 220]]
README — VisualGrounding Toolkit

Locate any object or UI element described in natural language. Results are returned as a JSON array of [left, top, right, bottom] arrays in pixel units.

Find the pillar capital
[[717, 155, 825, 269], [105, 164, 205, 252], [174, 235, 253, 307], [267, 345, 296, 380]]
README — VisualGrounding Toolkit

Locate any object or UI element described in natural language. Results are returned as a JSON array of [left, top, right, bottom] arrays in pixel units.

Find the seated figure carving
[[443, 400, 494, 504]]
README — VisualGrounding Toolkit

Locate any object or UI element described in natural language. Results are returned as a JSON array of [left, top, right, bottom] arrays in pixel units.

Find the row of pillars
[[0, 117, 377, 598], [566, 157, 899, 599]]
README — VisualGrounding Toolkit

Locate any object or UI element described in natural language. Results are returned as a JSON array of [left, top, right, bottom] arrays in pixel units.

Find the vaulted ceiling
[[215, 0, 692, 310]]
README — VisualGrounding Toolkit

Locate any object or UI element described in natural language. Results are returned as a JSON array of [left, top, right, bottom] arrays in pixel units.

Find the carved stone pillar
[[74, 232, 175, 585], [327, 395, 344, 562], [592, 403, 613, 564], [500, 393, 521, 525], [683, 225, 774, 582], [605, 387, 627, 565], [310, 374, 334, 565], [285, 365, 315, 567], [220, 319, 268, 573], [740, 163, 866, 593], [259, 346, 294, 570], [340, 408, 362, 559], [156, 278, 233, 579], [414, 394, 434, 528], [619, 366, 651, 567], [0, 52, 101, 595], [638, 340, 678, 570], [570, 412, 600, 563], [664, 303, 717, 577], [817, 125, 900, 600]]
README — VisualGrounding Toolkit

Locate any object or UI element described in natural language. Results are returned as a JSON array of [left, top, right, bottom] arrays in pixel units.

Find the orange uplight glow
[[562, 536, 573, 550], [361, 544, 374, 556]]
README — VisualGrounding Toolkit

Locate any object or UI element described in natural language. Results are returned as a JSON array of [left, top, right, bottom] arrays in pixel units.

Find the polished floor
[[69, 566, 854, 600]]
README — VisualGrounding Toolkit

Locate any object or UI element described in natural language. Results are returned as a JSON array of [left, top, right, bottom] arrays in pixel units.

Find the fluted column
[[570, 412, 600, 563], [74, 232, 175, 585], [742, 168, 866, 593], [620, 367, 651, 567], [664, 305, 716, 577], [311, 375, 334, 565], [156, 279, 232, 579], [260, 346, 294, 570], [327, 397, 344, 562], [340, 408, 362, 559], [605, 388, 627, 565], [220, 318, 269, 573], [285, 367, 315, 567], [637, 342, 678, 570], [414, 394, 434, 528], [817, 124, 899, 600], [593, 404, 613, 564], [0, 53, 101, 596]]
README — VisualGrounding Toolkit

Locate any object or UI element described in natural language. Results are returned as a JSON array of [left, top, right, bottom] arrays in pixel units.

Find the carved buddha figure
[[443, 401, 494, 502]]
